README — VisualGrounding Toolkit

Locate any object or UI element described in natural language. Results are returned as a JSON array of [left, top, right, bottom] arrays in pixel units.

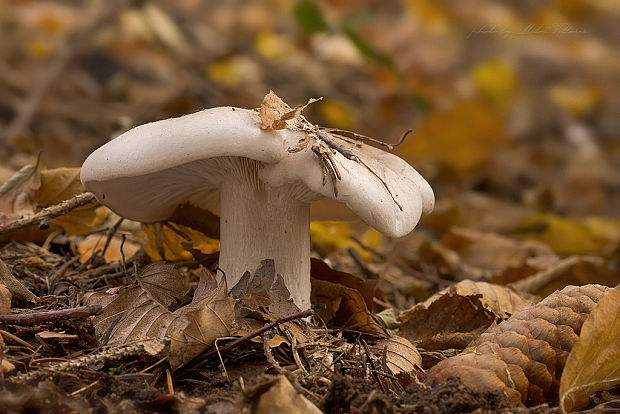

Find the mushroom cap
[[81, 107, 434, 238]]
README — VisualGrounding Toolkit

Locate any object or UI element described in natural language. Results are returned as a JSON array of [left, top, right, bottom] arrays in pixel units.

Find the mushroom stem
[[218, 174, 311, 310]]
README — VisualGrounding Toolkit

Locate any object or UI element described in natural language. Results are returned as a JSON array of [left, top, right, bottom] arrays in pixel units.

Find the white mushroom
[[80, 106, 434, 310]]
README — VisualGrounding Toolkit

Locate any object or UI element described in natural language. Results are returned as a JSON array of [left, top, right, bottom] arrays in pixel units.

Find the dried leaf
[[140, 223, 220, 261], [399, 280, 531, 350], [77, 234, 141, 263], [311, 278, 383, 335], [87, 263, 235, 370], [372, 335, 421, 374], [0, 163, 40, 225], [254, 376, 322, 414], [560, 284, 620, 412], [259, 90, 292, 130]]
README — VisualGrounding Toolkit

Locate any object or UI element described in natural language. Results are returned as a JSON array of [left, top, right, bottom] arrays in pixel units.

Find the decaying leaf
[[258, 90, 320, 130], [0, 163, 40, 225], [311, 278, 383, 335], [424, 284, 611, 406], [251, 376, 322, 414], [77, 233, 141, 263], [86, 262, 236, 369], [399, 280, 532, 350], [372, 335, 421, 375], [559, 284, 620, 413], [140, 223, 220, 261]]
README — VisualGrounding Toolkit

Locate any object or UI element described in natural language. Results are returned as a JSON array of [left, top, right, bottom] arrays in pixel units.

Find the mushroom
[[81, 102, 434, 311]]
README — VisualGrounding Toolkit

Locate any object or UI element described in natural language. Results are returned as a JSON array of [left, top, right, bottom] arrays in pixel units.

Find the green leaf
[[342, 27, 395, 69], [293, 0, 328, 34]]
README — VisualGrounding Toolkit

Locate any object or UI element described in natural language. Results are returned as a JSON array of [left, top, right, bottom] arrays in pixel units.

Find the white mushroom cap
[[81, 107, 433, 237], [81, 106, 434, 309]]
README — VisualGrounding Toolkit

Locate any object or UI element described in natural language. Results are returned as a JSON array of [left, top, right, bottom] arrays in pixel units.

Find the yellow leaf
[[77, 233, 141, 263], [27, 39, 53, 59], [140, 223, 220, 262], [206, 58, 240, 87], [471, 59, 518, 108], [310, 221, 380, 261], [319, 100, 355, 130], [547, 83, 601, 116], [519, 213, 620, 255], [397, 101, 506, 174], [254, 31, 291, 60], [560, 285, 620, 412]]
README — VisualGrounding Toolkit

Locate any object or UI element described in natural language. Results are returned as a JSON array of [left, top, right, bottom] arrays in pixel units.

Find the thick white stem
[[218, 175, 311, 310]]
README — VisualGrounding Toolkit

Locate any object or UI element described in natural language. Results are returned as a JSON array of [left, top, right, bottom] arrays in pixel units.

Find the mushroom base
[[218, 176, 311, 310]]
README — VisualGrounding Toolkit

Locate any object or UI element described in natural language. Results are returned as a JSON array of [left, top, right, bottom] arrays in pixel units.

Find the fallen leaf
[[0, 163, 40, 225], [86, 263, 236, 370], [518, 213, 620, 255], [77, 233, 141, 263], [253, 376, 322, 414], [559, 284, 620, 413], [372, 335, 422, 374], [396, 101, 506, 174], [311, 278, 383, 335], [399, 280, 532, 350], [140, 223, 220, 261]]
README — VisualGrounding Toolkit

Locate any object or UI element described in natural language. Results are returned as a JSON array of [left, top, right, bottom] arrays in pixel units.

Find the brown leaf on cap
[[399, 280, 532, 350], [560, 284, 620, 412], [259, 90, 292, 130], [424, 284, 611, 407]]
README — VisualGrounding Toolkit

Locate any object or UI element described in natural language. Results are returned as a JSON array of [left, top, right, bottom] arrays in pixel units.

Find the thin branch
[[0, 192, 98, 235], [200, 309, 313, 360], [0, 304, 102, 325]]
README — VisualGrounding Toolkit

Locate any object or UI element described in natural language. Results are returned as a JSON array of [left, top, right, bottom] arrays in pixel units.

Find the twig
[[0, 258, 38, 303], [0, 304, 102, 325], [0, 192, 98, 235], [199, 309, 313, 361], [7, 341, 163, 384]]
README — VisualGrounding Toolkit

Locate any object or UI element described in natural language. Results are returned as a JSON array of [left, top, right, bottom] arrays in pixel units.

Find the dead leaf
[[311, 278, 383, 335], [399, 280, 532, 350], [372, 335, 421, 374], [140, 223, 219, 262], [253, 376, 322, 414], [86, 263, 236, 370], [560, 284, 620, 412], [77, 233, 141, 263], [509, 256, 620, 298], [259, 90, 292, 130], [0, 163, 40, 225]]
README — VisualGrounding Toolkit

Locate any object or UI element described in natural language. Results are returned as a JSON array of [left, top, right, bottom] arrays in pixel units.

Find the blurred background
[[1, 0, 620, 298]]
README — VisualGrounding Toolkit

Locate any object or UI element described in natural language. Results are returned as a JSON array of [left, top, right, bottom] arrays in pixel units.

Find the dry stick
[[0, 258, 38, 303], [199, 309, 313, 362], [0, 304, 101, 325], [0, 192, 98, 235]]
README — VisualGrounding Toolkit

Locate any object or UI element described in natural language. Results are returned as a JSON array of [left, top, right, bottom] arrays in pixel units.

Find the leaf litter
[[2, 1, 620, 412]]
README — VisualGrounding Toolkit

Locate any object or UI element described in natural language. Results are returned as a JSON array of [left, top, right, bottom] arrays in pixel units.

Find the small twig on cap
[[0, 304, 102, 325], [0, 192, 98, 235]]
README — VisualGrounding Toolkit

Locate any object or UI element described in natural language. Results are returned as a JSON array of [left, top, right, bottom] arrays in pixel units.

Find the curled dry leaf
[[424, 284, 611, 406], [559, 284, 620, 413], [252, 376, 322, 414], [372, 335, 421, 375], [86, 262, 236, 370], [140, 223, 220, 262], [311, 278, 383, 335], [399, 280, 532, 350]]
